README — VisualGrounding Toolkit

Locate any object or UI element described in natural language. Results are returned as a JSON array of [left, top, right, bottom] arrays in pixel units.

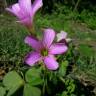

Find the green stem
[[42, 65, 48, 95], [27, 24, 36, 37], [73, 0, 82, 11], [59, 77, 65, 83]]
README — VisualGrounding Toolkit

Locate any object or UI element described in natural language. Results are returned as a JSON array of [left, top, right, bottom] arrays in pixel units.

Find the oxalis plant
[[0, 0, 76, 96]]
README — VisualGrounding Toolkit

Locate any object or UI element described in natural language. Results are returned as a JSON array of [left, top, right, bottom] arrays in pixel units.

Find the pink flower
[[24, 29, 68, 70], [6, 0, 43, 27]]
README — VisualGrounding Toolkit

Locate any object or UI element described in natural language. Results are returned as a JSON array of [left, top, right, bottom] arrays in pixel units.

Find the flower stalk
[[27, 24, 36, 36]]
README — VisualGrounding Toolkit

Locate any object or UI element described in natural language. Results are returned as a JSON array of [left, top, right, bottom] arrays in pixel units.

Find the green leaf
[[67, 84, 75, 93], [58, 61, 69, 76], [25, 68, 43, 86], [61, 91, 68, 96], [3, 71, 24, 96], [24, 84, 41, 96], [0, 86, 6, 96]]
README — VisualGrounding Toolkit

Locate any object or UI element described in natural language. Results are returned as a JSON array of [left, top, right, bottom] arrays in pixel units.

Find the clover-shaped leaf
[[25, 68, 43, 86], [3, 71, 24, 96]]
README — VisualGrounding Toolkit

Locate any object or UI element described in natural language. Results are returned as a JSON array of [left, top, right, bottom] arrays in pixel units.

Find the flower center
[[40, 48, 48, 56]]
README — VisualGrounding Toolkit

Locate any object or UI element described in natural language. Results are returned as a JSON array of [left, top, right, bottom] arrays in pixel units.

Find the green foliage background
[[0, 0, 96, 96]]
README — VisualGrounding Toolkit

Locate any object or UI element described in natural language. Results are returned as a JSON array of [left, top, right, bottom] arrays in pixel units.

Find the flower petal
[[6, 8, 13, 14], [19, 0, 32, 15], [18, 17, 32, 26], [6, 3, 21, 17], [32, 0, 43, 16], [24, 36, 40, 50], [42, 28, 55, 48], [44, 55, 59, 70], [25, 52, 41, 66], [57, 31, 67, 42], [49, 43, 68, 54]]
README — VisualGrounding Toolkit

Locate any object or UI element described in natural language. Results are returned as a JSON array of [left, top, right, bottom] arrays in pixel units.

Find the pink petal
[[32, 0, 43, 16], [25, 52, 41, 66], [6, 8, 13, 14], [19, 17, 32, 26], [6, 3, 21, 18], [44, 55, 59, 70], [19, 0, 32, 15], [24, 36, 41, 50], [42, 28, 55, 48], [49, 43, 68, 54]]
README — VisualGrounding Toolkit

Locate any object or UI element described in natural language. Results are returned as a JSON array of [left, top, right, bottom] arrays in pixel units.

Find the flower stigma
[[40, 48, 48, 56]]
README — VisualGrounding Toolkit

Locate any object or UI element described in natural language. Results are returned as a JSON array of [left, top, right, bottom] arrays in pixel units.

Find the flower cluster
[[7, 0, 68, 70]]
